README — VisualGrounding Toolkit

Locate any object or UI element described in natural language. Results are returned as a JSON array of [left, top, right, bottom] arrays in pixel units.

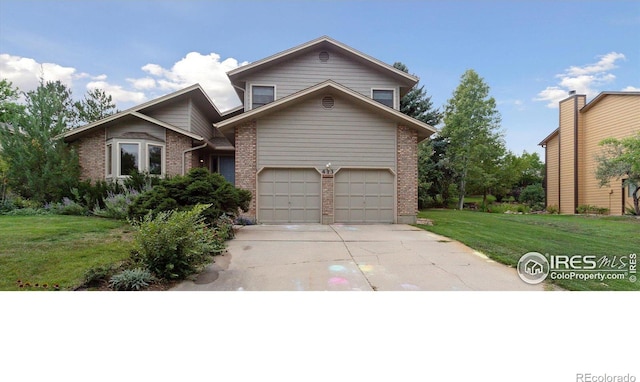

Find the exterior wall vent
[[319, 51, 330, 62], [322, 96, 335, 109]]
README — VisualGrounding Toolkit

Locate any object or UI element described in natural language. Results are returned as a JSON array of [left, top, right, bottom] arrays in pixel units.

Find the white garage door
[[258, 168, 321, 223], [335, 169, 395, 223]]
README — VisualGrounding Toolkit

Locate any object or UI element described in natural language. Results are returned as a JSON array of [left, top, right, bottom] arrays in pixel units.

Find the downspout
[[182, 142, 208, 175], [573, 96, 579, 213]]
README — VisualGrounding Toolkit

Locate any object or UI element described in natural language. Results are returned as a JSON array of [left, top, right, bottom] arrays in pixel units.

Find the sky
[[1, 0, 639, 158]]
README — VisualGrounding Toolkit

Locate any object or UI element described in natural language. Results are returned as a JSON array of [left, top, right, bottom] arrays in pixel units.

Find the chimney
[[568, 90, 576, 96]]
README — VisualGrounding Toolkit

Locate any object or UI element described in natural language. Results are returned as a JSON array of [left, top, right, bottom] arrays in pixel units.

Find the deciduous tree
[[440, 69, 503, 210], [595, 133, 640, 215]]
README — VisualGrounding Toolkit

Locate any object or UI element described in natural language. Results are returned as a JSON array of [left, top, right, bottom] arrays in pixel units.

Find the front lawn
[[0, 215, 133, 291], [417, 210, 640, 291]]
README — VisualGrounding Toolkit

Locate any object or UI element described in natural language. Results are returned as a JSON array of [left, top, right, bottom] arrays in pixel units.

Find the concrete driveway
[[171, 224, 548, 291]]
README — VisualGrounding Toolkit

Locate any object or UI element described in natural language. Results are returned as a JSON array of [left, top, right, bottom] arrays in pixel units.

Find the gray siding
[[190, 101, 214, 139], [257, 94, 396, 170], [244, 48, 400, 110], [107, 120, 165, 141], [146, 99, 190, 130]]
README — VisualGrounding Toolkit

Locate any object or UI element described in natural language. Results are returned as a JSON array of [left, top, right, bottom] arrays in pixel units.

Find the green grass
[[417, 210, 640, 291], [0, 215, 133, 291]]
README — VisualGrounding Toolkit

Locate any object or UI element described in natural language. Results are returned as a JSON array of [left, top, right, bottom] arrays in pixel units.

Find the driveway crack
[[329, 225, 377, 291]]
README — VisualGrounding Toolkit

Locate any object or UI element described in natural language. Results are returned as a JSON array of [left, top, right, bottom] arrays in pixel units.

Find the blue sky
[[1, 0, 638, 157]]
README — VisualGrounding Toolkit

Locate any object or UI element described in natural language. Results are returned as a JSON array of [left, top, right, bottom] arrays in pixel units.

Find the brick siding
[[76, 128, 106, 182], [235, 120, 257, 218], [322, 173, 334, 224], [166, 129, 193, 176], [397, 125, 418, 224]]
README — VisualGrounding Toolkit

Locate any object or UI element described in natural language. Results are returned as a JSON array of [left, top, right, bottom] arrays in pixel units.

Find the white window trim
[[146, 142, 166, 176], [249, 83, 277, 110], [105, 143, 113, 177], [371, 88, 397, 109], [116, 141, 142, 178]]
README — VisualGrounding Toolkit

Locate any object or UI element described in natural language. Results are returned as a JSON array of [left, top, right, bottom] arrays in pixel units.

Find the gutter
[[182, 142, 208, 175]]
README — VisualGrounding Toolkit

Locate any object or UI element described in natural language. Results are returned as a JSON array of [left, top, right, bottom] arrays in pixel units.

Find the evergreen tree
[[0, 79, 79, 202], [393, 62, 442, 126], [75, 88, 117, 126]]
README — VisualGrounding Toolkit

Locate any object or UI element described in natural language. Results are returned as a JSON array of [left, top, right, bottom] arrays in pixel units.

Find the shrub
[[93, 189, 140, 219], [108, 268, 155, 291], [546, 204, 559, 214], [519, 184, 545, 210], [128, 167, 251, 224], [215, 214, 235, 241], [3, 207, 50, 216], [45, 197, 87, 215], [130, 204, 223, 280], [577, 205, 609, 215], [83, 264, 119, 288]]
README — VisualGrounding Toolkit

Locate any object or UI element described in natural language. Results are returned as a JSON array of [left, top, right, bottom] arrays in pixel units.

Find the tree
[[0, 79, 79, 202], [75, 88, 116, 126], [440, 69, 503, 210], [393, 62, 442, 126], [595, 133, 640, 215], [393, 62, 448, 207], [0, 79, 25, 124]]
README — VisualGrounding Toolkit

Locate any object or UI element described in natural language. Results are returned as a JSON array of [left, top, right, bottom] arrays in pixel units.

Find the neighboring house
[[63, 36, 436, 224], [539, 91, 640, 215]]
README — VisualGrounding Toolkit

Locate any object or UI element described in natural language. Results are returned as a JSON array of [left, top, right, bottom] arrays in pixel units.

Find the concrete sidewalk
[[171, 224, 551, 291]]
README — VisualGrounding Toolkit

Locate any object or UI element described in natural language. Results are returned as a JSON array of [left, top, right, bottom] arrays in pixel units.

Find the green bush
[[128, 167, 251, 224], [83, 264, 119, 288], [519, 184, 545, 211], [577, 205, 609, 215], [93, 189, 140, 219], [45, 197, 87, 215], [108, 268, 155, 291], [546, 204, 559, 214], [130, 204, 224, 280]]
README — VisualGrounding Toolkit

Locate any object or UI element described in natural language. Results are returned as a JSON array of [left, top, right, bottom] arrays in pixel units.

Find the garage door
[[258, 168, 321, 223], [335, 169, 394, 223]]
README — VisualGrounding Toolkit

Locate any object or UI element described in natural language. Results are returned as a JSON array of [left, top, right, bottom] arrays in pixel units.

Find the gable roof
[[215, 80, 437, 141], [580, 91, 640, 113], [227, 36, 419, 97], [61, 84, 227, 141], [538, 128, 559, 146]]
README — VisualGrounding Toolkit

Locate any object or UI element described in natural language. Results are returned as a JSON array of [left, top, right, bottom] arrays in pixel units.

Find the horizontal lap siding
[[190, 101, 214, 139], [546, 135, 560, 208], [580, 95, 640, 215], [146, 99, 191, 131], [244, 48, 400, 108], [257, 95, 396, 170]]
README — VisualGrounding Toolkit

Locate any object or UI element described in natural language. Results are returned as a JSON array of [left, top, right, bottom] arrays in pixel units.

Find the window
[[106, 144, 112, 176], [372, 89, 394, 108], [630, 183, 638, 198], [148, 144, 163, 175], [251, 85, 275, 109], [119, 143, 139, 176]]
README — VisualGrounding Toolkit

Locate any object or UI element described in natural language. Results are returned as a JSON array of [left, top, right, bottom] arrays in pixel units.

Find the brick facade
[[166, 129, 193, 176], [321, 173, 334, 224], [397, 125, 418, 224], [235, 120, 257, 218], [76, 128, 106, 182]]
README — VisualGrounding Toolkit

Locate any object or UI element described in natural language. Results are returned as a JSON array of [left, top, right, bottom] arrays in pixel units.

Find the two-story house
[[539, 91, 640, 215], [63, 36, 436, 224]]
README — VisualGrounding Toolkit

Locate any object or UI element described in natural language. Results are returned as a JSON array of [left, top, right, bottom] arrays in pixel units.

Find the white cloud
[[0, 51, 247, 112], [535, 52, 626, 108], [127, 77, 156, 90], [86, 80, 147, 104], [133, 52, 248, 111], [623, 86, 640, 91], [0, 53, 77, 92]]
